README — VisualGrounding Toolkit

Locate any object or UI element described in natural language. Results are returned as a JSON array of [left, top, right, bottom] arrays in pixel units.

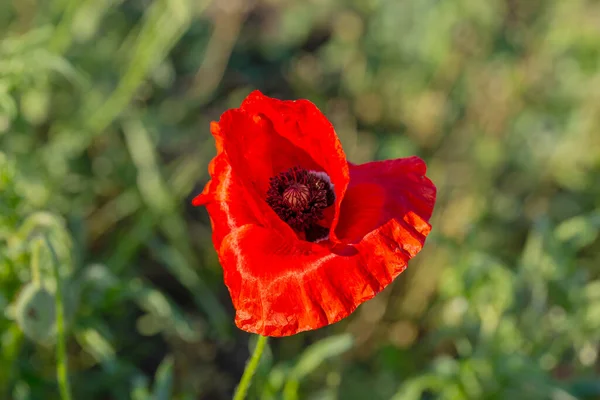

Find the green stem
[[30, 239, 42, 286], [44, 237, 73, 400], [233, 335, 268, 400]]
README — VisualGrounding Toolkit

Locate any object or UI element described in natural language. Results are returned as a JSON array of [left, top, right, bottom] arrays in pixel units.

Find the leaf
[[555, 211, 600, 250], [127, 279, 201, 342], [291, 333, 354, 380], [131, 375, 151, 400], [152, 356, 174, 400], [75, 327, 116, 365]]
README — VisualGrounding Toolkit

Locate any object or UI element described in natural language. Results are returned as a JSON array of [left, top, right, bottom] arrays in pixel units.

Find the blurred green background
[[1, 0, 599, 399]]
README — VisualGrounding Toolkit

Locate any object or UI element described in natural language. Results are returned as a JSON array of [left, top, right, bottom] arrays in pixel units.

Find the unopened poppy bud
[[14, 283, 56, 344]]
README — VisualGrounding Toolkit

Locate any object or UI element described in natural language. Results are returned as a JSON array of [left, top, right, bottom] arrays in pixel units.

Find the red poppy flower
[[192, 91, 436, 337]]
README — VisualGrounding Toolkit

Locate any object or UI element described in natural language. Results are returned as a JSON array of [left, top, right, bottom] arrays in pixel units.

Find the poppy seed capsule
[[282, 183, 310, 210]]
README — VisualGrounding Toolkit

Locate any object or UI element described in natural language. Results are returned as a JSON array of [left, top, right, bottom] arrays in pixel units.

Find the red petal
[[191, 122, 275, 249], [216, 156, 435, 336], [193, 90, 352, 259], [219, 212, 433, 336], [218, 108, 322, 204], [335, 156, 436, 244], [240, 91, 350, 241]]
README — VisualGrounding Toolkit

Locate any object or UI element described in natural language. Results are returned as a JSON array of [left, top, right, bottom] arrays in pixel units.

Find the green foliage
[[1, 0, 599, 399]]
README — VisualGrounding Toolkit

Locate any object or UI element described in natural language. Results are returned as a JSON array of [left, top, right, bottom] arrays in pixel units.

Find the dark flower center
[[266, 166, 335, 242]]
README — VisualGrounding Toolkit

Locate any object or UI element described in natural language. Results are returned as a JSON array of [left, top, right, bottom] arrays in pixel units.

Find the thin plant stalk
[[44, 236, 73, 400], [30, 239, 42, 286], [233, 335, 268, 400]]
